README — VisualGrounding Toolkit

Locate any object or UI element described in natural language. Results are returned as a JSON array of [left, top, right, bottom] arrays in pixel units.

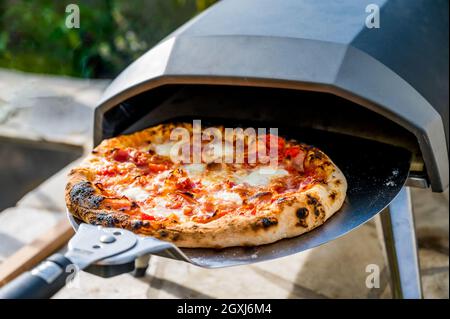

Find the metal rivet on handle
[[100, 235, 116, 243]]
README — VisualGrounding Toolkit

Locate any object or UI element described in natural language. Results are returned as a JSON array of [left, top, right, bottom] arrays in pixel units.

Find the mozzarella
[[183, 163, 206, 177], [239, 168, 289, 186], [154, 142, 175, 157], [203, 170, 232, 187], [214, 191, 243, 205], [117, 185, 149, 202], [142, 208, 186, 222], [142, 197, 186, 222], [203, 142, 234, 162], [149, 170, 171, 189]]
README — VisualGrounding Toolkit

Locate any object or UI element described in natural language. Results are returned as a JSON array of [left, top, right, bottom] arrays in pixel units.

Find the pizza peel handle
[[0, 224, 139, 299], [0, 254, 74, 299]]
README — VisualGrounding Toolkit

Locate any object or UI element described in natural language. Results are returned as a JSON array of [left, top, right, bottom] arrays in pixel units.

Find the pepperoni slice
[[285, 146, 301, 158], [141, 213, 155, 221], [261, 134, 286, 162], [176, 177, 193, 191], [148, 163, 168, 172], [113, 149, 129, 162], [133, 151, 148, 166], [99, 166, 120, 176]]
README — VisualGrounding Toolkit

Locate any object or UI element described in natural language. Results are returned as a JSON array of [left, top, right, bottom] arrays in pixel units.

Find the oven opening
[[103, 84, 423, 176]]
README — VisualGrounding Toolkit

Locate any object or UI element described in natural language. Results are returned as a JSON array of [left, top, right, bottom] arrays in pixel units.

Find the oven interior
[[100, 84, 424, 181], [95, 84, 415, 266]]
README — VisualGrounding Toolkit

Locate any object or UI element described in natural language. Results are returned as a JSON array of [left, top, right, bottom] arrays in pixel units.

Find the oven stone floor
[[0, 69, 448, 299]]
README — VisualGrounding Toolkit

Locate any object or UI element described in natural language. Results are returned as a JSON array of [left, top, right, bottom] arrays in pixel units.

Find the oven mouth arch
[[94, 31, 448, 192], [96, 81, 427, 182]]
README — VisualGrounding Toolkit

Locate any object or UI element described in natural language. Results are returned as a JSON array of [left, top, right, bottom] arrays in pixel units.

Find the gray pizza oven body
[[94, 0, 449, 193]]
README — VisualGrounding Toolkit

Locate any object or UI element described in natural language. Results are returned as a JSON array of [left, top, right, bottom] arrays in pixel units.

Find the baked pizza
[[65, 123, 347, 248]]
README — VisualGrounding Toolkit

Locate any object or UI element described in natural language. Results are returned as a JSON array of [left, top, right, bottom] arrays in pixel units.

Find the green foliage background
[[0, 0, 217, 78]]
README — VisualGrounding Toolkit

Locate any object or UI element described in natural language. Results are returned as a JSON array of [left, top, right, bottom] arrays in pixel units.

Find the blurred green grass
[[0, 0, 217, 78]]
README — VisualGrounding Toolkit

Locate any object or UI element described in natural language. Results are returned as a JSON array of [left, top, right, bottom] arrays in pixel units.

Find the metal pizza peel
[[0, 131, 411, 298]]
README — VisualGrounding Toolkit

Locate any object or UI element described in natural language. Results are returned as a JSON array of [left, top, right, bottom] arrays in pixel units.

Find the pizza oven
[[94, 0, 448, 194], [90, 0, 448, 299], [1, 0, 447, 299]]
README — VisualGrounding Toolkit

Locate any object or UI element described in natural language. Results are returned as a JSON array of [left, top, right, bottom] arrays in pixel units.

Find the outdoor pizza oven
[[91, 1, 448, 299], [1, 0, 437, 301], [94, 0, 448, 194]]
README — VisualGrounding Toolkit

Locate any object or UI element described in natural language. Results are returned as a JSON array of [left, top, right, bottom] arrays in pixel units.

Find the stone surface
[[53, 220, 448, 299], [0, 68, 448, 299], [0, 68, 108, 146], [0, 207, 61, 261], [54, 223, 384, 299], [419, 249, 449, 299], [412, 188, 449, 255], [17, 159, 82, 213]]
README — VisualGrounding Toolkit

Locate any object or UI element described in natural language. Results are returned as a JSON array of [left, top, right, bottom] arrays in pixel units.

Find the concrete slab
[[0, 207, 61, 261], [17, 160, 82, 213], [420, 249, 449, 299], [0, 68, 108, 146]]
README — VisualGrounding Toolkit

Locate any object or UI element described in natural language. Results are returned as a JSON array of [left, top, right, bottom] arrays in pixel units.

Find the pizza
[[65, 123, 347, 248]]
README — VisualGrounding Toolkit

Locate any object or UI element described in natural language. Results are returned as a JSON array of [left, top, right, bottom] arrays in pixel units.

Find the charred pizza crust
[[65, 124, 347, 248]]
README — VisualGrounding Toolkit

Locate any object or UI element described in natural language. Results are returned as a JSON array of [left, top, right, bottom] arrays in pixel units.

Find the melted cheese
[[154, 142, 175, 157], [202, 170, 230, 187], [183, 163, 206, 178], [142, 197, 186, 222], [204, 142, 235, 162], [117, 185, 150, 202], [149, 170, 171, 190], [239, 168, 289, 186], [183, 163, 231, 188], [214, 191, 243, 205]]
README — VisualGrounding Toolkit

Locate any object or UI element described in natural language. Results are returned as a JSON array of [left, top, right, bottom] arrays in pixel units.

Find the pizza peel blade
[[67, 133, 412, 269]]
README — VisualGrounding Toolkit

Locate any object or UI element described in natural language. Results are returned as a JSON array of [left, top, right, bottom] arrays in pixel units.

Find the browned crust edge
[[65, 124, 347, 248], [66, 168, 346, 249]]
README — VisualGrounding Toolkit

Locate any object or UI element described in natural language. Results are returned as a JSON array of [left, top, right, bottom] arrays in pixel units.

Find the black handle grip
[[0, 254, 74, 299]]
